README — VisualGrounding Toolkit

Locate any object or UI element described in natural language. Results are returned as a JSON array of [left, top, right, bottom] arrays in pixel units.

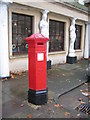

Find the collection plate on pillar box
[[37, 53, 44, 61]]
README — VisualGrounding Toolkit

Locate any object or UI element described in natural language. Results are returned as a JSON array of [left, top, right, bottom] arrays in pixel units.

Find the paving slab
[[58, 82, 89, 118], [47, 60, 89, 98], [2, 59, 90, 118]]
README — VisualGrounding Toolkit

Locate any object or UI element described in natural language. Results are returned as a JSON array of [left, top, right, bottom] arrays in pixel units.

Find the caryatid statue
[[69, 18, 77, 57], [40, 9, 49, 61]]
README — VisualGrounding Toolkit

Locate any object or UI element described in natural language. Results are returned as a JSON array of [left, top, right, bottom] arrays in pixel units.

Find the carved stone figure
[[40, 10, 49, 60], [40, 9, 49, 38], [69, 18, 77, 57]]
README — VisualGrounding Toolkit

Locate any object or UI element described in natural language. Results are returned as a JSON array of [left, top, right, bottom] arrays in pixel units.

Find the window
[[74, 25, 82, 49], [12, 13, 32, 55], [49, 20, 64, 52]]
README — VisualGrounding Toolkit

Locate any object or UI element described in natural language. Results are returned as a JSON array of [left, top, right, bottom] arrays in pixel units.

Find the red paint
[[25, 34, 49, 91]]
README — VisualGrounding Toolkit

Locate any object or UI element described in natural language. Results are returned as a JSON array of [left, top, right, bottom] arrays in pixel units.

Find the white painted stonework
[[78, 0, 84, 5], [40, 9, 49, 61], [0, 0, 12, 78], [84, 23, 90, 59], [7, 2, 87, 72], [69, 18, 77, 57]]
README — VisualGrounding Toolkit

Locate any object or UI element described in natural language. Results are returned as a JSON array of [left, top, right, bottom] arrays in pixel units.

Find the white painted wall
[[8, 2, 87, 72], [10, 57, 28, 72]]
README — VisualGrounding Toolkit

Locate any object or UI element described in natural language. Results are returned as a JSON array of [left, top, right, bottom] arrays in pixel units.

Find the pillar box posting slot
[[25, 34, 49, 105]]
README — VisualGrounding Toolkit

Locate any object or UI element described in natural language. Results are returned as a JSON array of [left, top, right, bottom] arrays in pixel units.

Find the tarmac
[[1, 59, 90, 119]]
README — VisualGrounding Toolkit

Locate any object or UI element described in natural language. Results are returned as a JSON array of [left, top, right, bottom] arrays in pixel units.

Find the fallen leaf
[[62, 74, 65, 76], [81, 101, 85, 104], [78, 98, 82, 101], [47, 108, 51, 111], [23, 75, 26, 76], [84, 83, 88, 85], [64, 112, 70, 116], [48, 99, 53, 103], [85, 88, 88, 92], [54, 104, 61, 108], [77, 113, 80, 117], [27, 103, 41, 110], [11, 74, 15, 79], [80, 89, 83, 92], [19, 73, 22, 76], [20, 103, 24, 107], [27, 114, 32, 118], [22, 70, 26, 73], [13, 102, 16, 105], [86, 113, 88, 115], [85, 108, 88, 113], [66, 79, 70, 81]]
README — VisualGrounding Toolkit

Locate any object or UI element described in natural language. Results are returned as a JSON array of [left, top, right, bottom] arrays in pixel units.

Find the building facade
[[0, 0, 89, 77]]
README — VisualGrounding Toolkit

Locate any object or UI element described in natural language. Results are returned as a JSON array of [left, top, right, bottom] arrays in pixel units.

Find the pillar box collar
[[25, 34, 49, 43]]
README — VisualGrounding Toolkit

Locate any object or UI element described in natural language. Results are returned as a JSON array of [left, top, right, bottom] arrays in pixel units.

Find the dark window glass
[[49, 20, 64, 52], [12, 13, 32, 56], [74, 25, 82, 49]]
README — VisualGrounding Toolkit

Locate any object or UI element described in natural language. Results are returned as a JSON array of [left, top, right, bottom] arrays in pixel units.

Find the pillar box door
[[25, 34, 49, 105]]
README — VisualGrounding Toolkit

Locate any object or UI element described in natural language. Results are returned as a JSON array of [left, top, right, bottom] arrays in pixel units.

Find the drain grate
[[76, 103, 90, 114]]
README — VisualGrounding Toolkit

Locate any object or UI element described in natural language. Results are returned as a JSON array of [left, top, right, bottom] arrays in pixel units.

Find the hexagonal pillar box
[[25, 34, 49, 105]]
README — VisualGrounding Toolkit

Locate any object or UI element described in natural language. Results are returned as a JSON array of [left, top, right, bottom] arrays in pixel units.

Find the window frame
[[74, 24, 82, 50], [49, 19, 65, 53], [12, 12, 33, 56]]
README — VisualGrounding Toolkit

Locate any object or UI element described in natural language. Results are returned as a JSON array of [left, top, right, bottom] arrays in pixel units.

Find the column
[[0, 0, 12, 78], [84, 24, 89, 59]]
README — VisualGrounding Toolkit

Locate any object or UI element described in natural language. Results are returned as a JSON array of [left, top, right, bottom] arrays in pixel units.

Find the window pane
[[56, 22, 59, 35], [12, 34, 18, 53], [12, 13, 32, 55], [49, 20, 64, 52], [74, 25, 82, 49]]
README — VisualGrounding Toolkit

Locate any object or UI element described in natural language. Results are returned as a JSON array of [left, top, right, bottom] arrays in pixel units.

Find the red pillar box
[[25, 34, 49, 105]]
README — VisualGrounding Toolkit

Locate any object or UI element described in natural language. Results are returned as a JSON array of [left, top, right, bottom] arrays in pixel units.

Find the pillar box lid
[[25, 34, 49, 44]]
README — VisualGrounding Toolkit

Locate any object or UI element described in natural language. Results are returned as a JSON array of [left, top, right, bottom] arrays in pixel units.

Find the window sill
[[75, 49, 82, 52], [48, 51, 66, 55], [10, 54, 28, 59]]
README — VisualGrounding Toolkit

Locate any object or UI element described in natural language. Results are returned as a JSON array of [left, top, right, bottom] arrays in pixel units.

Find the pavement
[[1, 59, 90, 119]]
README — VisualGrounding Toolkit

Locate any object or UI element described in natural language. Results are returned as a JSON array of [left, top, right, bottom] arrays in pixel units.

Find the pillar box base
[[28, 88, 48, 105], [47, 60, 51, 70], [66, 55, 77, 64]]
